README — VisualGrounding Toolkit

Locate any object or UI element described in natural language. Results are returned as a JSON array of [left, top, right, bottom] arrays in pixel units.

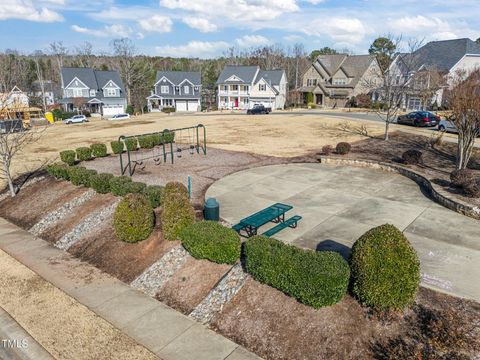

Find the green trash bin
[[204, 198, 219, 221]]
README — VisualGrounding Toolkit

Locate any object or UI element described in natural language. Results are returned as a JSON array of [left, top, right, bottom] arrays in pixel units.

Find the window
[[90, 90, 96, 97], [333, 78, 347, 85], [231, 85, 238, 91], [194, 86, 199, 91], [223, 85, 228, 91], [259, 83, 267, 91], [73, 89, 83, 97], [161, 85, 169, 94], [307, 79, 317, 86], [105, 88, 117, 97], [184, 86, 189, 94]]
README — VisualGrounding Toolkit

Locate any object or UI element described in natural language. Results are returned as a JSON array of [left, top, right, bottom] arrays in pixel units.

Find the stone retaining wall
[[318, 156, 480, 220]]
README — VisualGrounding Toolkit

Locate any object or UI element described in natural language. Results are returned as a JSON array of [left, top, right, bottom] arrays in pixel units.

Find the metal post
[[188, 175, 191, 199], [170, 141, 174, 164], [196, 125, 200, 154], [162, 143, 166, 162]]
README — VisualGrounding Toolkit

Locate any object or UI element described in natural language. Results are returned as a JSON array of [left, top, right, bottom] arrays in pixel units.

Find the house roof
[[95, 70, 126, 93], [313, 54, 348, 76], [216, 65, 259, 84], [155, 71, 201, 85], [60, 67, 126, 99], [254, 70, 284, 86]]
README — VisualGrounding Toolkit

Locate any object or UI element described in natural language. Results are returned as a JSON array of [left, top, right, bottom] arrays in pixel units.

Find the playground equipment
[[119, 124, 206, 176]]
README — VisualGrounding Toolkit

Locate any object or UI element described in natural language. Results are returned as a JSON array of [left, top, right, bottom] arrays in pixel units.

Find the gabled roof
[[61, 67, 97, 89], [216, 65, 259, 84], [155, 71, 201, 86], [254, 70, 284, 86], [314, 54, 348, 77], [95, 71, 126, 93]]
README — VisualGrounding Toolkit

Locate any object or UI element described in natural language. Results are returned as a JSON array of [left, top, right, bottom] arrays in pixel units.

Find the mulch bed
[[156, 258, 232, 315]]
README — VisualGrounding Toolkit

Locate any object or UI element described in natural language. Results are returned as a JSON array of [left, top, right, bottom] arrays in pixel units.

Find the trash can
[[204, 198, 219, 221]]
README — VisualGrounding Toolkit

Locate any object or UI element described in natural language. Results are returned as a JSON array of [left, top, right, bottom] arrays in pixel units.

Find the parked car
[[109, 113, 130, 120], [63, 115, 88, 124], [247, 104, 271, 115], [0, 119, 24, 134], [438, 118, 480, 136], [397, 111, 440, 127]]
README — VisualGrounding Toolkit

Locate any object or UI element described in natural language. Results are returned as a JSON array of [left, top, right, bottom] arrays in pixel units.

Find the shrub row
[[59, 143, 109, 165], [113, 193, 155, 243], [161, 182, 195, 241]]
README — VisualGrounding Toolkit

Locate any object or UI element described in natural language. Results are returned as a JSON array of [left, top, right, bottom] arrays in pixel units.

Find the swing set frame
[[118, 124, 206, 176]]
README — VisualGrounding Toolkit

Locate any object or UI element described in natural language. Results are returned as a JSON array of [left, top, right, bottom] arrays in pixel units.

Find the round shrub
[[162, 192, 195, 241], [161, 129, 175, 144], [322, 144, 333, 155], [450, 169, 475, 188], [60, 150, 76, 166], [90, 143, 108, 158], [463, 178, 480, 198], [402, 149, 423, 165], [124, 138, 138, 152], [124, 181, 147, 194], [351, 224, 420, 311], [67, 167, 97, 187], [180, 221, 241, 264], [111, 141, 124, 154], [244, 236, 350, 308], [143, 185, 163, 208], [162, 181, 189, 203], [90, 173, 114, 193], [47, 163, 70, 180], [336, 142, 351, 155], [113, 193, 154, 243], [76, 147, 93, 161], [109, 175, 132, 196], [138, 135, 155, 149]]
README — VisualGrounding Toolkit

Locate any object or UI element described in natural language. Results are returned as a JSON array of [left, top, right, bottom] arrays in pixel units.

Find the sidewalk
[[0, 217, 259, 360]]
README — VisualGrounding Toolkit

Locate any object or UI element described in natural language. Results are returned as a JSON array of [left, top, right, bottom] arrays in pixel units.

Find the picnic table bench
[[232, 203, 301, 238]]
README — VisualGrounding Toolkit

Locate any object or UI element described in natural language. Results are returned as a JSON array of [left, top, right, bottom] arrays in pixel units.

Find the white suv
[[63, 115, 88, 124]]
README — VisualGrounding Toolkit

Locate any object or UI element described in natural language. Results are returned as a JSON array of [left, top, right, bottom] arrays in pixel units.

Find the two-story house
[[216, 65, 287, 110], [388, 38, 480, 110], [60, 67, 127, 116], [147, 71, 201, 112], [29, 80, 56, 107], [298, 54, 380, 108]]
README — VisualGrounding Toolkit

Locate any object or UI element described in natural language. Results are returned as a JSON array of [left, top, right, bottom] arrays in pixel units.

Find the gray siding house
[[147, 71, 201, 112], [60, 67, 127, 116]]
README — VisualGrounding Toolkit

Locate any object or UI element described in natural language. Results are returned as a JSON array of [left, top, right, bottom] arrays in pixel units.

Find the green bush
[[124, 138, 138, 152], [180, 221, 241, 264], [110, 141, 124, 154], [161, 183, 195, 241], [151, 133, 162, 146], [60, 150, 76, 166], [124, 181, 147, 194], [109, 176, 133, 196], [138, 135, 155, 149], [76, 147, 93, 161], [161, 129, 175, 144], [336, 142, 351, 155], [126, 105, 134, 115], [351, 224, 420, 311], [161, 107, 176, 113], [67, 166, 97, 187], [113, 193, 154, 243], [143, 185, 163, 208], [47, 163, 70, 180], [90, 173, 114, 193], [244, 236, 350, 308], [90, 143, 108, 157]]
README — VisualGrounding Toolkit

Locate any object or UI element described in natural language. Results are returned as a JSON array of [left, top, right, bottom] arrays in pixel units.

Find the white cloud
[[71, 24, 132, 38], [138, 15, 172, 33], [304, 0, 324, 4], [306, 17, 366, 44], [182, 17, 217, 32], [156, 40, 229, 58], [283, 34, 304, 42], [235, 35, 270, 47], [390, 16, 451, 34], [0, 0, 63, 22]]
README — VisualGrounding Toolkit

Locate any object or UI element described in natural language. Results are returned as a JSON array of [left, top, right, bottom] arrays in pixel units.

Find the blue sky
[[0, 0, 479, 57]]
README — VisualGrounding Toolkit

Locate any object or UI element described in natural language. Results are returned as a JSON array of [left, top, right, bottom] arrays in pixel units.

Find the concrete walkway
[[0, 218, 259, 360], [206, 163, 480, 302]]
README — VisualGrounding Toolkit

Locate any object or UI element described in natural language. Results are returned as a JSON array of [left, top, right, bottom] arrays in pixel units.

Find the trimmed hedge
[[109, 176, 132, 196], [76, 147, 93, 161], [60, 150, 76, 166], [143, 185, 163, 208], [90, 173, 114, 193], [113, 193, 154, 243], [90, 143, 108, 157], [336, 142, 352, 155], [162, 130, 175, 143], [138, 135, 155, 149], [67, 166, 97, 187], [111, 141, 124, 154], [124, 181, 147, 194], [180, 221, 241, 264], [351, 224, 420, 311], [124, 138, 138, 151], [244, 236, 350, 308], [161, 182, 195, 241], [47, 163, 70, 180], [402, 149, 423, 165]]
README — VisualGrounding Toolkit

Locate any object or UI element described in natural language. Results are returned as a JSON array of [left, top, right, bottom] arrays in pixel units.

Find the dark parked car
[[0, 119, 24, 134], [397, 111, 440, 127], [247, 104, 271, 115]]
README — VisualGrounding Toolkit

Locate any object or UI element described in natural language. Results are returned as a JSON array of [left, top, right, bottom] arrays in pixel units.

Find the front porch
[[146, 95, 174, 111]]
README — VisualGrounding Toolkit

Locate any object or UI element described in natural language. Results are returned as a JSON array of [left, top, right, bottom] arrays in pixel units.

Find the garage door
[[103, 105, 124, 116], [187, 101, 199, 112], [176, 101, 187, 112]]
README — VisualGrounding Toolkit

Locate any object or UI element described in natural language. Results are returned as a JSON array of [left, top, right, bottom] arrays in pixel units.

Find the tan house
[[298, 54, 380, 108]]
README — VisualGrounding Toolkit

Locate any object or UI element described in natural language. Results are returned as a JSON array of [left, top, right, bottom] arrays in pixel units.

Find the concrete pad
[[157, 323, 238, 360], [1, 235, 48, 254], [123, 306, 194, 354], [69, 277, 132, 309], [214, 191, 274, 224], [226, 346, 263, 360], [240, 177, 313, 202]]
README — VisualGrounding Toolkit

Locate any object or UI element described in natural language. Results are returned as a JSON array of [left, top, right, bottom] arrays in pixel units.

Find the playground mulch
[[83, 147, 317, 207], [156, 258, 232, 315], [68, 209, 179, 283], [0, 178, 87, 229]]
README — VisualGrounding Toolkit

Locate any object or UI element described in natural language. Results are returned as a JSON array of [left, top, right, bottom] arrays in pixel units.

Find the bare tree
[[0, 125, 44, 197], [110, 38, 137, 104], [32, 53, 47, 113], [445, 69, 480, 169], [49, 41, 68, 76], [75, 42, 94, 68]]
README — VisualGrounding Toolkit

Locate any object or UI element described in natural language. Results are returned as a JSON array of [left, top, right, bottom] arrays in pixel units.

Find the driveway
[[206, 163, 480, 302]]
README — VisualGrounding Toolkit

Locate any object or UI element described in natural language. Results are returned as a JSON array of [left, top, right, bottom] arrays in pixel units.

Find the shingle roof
[[216, 65, 259, 84], [254, 70, 284, 86], [341, 55, 376, 86], [155, 71, 201, 85], [95, 70, 126, 93], [314, 54, 348, 76], [61, 67, 126, 99]]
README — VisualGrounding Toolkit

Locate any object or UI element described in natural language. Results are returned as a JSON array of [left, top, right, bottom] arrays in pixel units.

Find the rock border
[[318, 156, 480, 220]]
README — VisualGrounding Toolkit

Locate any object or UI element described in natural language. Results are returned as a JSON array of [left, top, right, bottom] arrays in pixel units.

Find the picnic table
[[233, 203, 293, 238]]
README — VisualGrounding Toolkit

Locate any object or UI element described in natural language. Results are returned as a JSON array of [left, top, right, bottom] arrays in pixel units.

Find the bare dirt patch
[[212, 279, 480, 360], [68, 209, 179, 283], [156, 258, 231, 315], [0, 178, 87, 228]]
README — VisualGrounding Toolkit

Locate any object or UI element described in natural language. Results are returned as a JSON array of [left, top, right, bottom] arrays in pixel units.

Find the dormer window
[[194, 86, 199, 91], [307, 79, 317, 86], [90, 90, 96, 97], [105, 88, 117, 97], [161, 85, 169, 94], [184, 86, 189, 94], [333, 78, 347, 85]]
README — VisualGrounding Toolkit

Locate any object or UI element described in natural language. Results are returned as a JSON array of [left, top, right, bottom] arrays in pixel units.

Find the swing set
[[119, 124, 206, 176]]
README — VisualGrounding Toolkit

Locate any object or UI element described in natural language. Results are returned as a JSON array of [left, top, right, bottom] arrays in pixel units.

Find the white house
[[29, 80, 55, 106], [0, 86, 29, 109], [216, 65, 287, 110]]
